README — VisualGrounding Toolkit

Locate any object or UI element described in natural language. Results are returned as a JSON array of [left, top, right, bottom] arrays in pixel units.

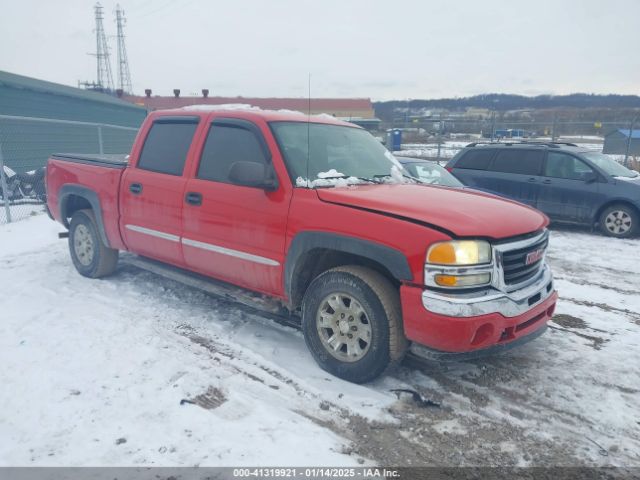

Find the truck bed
[[47, 153, 129, 250]]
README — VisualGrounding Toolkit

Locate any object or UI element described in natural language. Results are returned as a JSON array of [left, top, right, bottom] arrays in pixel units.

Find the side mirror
[[228, 161, 277, 190], [582, 171, 597, 183]]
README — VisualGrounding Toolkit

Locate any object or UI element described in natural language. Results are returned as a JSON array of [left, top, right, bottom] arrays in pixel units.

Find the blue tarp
[[612, 129, 640, 139]]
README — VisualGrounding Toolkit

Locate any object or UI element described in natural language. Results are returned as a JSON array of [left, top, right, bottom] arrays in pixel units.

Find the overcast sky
[[1, 0, 638, 100]]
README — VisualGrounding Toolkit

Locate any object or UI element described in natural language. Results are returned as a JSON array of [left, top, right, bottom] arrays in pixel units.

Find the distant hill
[[374, 93, 640, 121]]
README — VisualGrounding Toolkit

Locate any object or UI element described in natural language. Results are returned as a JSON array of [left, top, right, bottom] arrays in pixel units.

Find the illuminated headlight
[[425, 240, 493, 289], [426, 240, 492, 266]]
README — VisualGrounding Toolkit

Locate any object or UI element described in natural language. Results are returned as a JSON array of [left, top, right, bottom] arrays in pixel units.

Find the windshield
[[402, 161, 464, 187], [582, 152, 639, 178], [270, 122, 404, 187]]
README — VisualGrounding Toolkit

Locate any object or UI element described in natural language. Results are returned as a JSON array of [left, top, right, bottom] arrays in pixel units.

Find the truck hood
[[316, 184, 548, 239]]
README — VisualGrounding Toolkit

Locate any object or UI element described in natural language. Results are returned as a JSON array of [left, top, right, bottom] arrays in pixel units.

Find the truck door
[[120, 116, 199, 265], [181, 118, 291, 297]]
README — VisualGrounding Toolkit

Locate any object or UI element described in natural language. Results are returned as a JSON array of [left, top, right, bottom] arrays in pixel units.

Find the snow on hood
[[316, 183, 548, 239], [317, 169, 344, 179], [296, 164, 409, 189], [296, 170, 368, 188], [296, 176, 365, 188]]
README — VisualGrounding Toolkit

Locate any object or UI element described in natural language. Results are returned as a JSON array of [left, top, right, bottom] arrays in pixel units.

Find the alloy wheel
[[316, 292, 372, 362], [73, 224, 95, 266], [605, 210, 632, 235]]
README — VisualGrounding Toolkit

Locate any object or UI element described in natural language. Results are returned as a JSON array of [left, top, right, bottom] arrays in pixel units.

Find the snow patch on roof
[[179, 103, 261, 112], [275, 108, 306, 116], [176, 105, 342, 122]]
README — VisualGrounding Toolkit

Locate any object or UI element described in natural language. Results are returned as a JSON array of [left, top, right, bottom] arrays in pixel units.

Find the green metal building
[[0, 70, 147, 172]]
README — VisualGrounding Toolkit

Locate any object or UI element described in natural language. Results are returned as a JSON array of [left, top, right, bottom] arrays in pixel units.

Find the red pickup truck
[[46, 108, 557, 383]]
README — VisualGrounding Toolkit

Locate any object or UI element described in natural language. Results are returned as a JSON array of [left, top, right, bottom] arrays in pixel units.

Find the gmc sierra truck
[[46, 107, 557, 383]]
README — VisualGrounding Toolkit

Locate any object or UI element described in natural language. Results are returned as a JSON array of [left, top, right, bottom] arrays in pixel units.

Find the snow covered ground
[[1, 214, 639, 467]]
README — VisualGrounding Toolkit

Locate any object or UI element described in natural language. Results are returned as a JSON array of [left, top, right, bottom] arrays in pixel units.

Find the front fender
[[284, 230, 413, 300]]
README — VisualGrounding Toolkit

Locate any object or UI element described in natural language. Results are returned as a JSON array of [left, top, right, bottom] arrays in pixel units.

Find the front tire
[[599, 204, 638, 238], [301, 266, 407, 383], [69, 209, 119, 278]]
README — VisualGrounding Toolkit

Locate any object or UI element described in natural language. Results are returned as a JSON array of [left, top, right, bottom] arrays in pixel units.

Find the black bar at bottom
[[0, 467, 636, 480]]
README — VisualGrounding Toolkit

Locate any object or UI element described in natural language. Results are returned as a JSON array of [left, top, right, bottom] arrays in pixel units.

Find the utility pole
[[436, 113, 443, 160], [492, 111, 497, 141], [94, 3, 114, 92], [115, 5, 133, 94], [623, 115, 638, 168]]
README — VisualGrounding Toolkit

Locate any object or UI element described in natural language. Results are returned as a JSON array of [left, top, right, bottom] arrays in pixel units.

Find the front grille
[[501, 234, 548, 286]]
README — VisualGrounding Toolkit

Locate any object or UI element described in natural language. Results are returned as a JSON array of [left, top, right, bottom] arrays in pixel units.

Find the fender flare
[[284, 231, 413, 299], [58, 184, 111, 248]]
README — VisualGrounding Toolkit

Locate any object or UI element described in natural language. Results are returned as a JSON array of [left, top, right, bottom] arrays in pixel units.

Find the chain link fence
[[0, 115, 138, 224], [386, 117, 639, 169]]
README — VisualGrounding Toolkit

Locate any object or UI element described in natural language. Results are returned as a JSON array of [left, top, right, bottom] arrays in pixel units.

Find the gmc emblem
[[525, 248, 545, 265]]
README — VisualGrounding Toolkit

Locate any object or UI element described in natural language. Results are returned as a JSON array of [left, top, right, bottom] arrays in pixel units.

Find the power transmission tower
[[115, 4, 133, 94], [93, 2, 114, 92]]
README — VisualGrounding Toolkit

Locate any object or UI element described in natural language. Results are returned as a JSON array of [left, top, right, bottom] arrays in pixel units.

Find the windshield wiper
[[312, 175, 383, 186], [353, 176, 384, 184], [372, 173, 424, 184]]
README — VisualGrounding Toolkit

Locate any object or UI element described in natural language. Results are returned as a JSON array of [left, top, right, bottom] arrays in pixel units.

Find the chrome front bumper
[[422, 263, 554, 318]]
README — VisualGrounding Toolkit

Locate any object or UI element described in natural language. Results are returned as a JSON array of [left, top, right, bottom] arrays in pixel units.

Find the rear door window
[[454, 149, 495, 170], [544, 152, 594, 180], [137, 119, 199, 176], [490, 149, 544, 175]]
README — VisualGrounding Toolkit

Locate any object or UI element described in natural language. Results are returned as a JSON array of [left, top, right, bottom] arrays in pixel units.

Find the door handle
[[543, 179, 552, 184], [129, 183, 143, 194], [185, 192, 202, 206], [527, 177, 536, 182]]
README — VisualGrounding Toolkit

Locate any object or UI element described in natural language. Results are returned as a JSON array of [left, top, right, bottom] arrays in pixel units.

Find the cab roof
[[148, 104, 358, 127]]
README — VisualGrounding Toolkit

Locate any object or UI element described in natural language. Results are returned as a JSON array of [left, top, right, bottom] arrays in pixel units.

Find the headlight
[[425, 240, 493, 289], [426, 240, 491, 266]]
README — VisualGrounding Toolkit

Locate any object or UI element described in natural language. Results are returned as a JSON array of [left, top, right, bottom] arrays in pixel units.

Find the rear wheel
[[69, 209, 119, 278], [599, 204, 638, 238], [301, 265, 407, 383]]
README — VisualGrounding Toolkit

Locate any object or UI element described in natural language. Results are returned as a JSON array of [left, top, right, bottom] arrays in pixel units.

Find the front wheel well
[[288, 248, 400, 311], [594, 201, 640, 225]]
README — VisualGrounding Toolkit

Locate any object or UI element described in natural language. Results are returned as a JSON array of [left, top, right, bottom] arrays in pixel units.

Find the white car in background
[[397, 157, 464, 187]]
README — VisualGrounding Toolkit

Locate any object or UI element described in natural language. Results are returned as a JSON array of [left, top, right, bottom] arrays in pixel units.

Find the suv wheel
[[69, 209, 119, 278], [599, 204, 638, 238], [301, 265, 407, 383]]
